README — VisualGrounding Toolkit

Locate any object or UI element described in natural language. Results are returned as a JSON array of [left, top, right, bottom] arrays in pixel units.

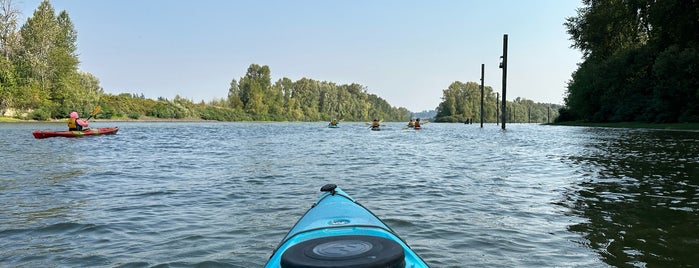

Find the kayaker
[[408, 119, 415, 127], [330, 118, 338, 126], [67, 111, 89, 131], [414, 118, 421, 128], [371, 118, 380, 130]]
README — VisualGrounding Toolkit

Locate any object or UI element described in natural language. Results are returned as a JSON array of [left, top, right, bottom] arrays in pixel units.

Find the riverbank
[[0, 116, 213, 123], [0, 117, 23, 122], [550, 121, 699, 130]]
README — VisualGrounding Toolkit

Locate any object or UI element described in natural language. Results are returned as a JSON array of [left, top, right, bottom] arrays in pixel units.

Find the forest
[[434, 81, 560, 124], [559, 0, 698, 123]]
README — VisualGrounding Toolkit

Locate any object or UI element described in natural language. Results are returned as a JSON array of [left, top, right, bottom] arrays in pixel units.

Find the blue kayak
[[265, 184, 428, 268]]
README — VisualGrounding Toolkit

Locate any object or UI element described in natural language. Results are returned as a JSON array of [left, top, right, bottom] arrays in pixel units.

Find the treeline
[[97, 64, 410, 122], [435, 81, 560, 123], [0, 0, 102, 120], [560, 0, 699, 123], [0, 0, 408, 122], [218, 64, 409, 121]]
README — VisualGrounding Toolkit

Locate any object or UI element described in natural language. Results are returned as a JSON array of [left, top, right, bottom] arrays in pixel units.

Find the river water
[[1, 122, 697, 267]]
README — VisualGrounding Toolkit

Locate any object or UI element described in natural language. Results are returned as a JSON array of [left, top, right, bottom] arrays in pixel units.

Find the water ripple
[[1, 123, 697, 267]]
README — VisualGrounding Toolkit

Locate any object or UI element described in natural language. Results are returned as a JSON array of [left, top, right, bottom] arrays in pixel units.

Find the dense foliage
[[0, 0, 101, 120], [435, 81, 560, 123], [0, 1, 408, 122], [224, 64, 409, 121], [561, 0, 699, 123], [98, 64, 410, 122]]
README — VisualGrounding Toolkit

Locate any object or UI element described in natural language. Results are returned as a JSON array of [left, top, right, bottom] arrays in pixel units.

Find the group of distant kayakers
[[406, 118, 421, 129], [329, 118, 422, 130], [69, 110, 422, 131]]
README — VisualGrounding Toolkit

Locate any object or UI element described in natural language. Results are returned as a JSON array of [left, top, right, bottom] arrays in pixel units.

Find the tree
[[17, 0, 61, 91], [562, 0, 699, 123], [435, 80, 556, 123], [0, 0, 21, 60], [227, 78, 242, 109], [238, 64, 271, 117], [14, 0, 83, 116], [436, 81, 496, 122]]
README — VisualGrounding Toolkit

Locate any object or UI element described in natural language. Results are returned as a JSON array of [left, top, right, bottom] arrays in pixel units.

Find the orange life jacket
[[67, 118, 82, 130]]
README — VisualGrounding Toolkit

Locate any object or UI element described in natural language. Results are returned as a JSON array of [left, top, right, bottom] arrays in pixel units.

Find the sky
[[17, 0, 583, 112]]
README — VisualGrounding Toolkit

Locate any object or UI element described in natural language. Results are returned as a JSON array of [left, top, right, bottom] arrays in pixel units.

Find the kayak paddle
[[86, 105, 101, 121]]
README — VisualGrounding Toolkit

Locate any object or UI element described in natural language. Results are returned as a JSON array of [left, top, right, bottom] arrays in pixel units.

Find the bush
[[29, 108, 51, 121], [555, 107, 578, 123], [434, 115, 462, 123]]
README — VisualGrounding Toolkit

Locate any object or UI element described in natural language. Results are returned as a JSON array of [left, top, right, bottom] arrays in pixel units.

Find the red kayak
[[32, 127, 119, 139]]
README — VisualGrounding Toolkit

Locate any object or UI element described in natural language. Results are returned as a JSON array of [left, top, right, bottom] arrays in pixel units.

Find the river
[[1, 122, 697, 267]]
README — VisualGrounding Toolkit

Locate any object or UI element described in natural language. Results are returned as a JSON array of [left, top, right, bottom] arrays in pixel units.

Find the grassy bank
[[0, 117, 24, 122], [0, 116, 212, 123], [551, 121, 699, 130]]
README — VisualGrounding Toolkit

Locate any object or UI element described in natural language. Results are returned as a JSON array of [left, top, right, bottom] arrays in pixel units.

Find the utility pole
[[480, 64, 484, 128], [500, 34, 508, 130]]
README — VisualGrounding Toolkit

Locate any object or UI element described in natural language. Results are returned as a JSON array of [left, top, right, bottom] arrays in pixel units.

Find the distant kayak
[[32, 127, 119, 139], [370, 126, 381, 131], [264, 184, 428, 268], [328, 124, 339, 128]]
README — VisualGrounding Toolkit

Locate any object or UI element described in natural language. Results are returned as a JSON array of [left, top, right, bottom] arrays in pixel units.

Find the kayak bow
[[265, 184, 428, 268]]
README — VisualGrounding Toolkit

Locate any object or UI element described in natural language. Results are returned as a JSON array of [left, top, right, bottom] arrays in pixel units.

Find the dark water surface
[[1, 122, 697, 267]]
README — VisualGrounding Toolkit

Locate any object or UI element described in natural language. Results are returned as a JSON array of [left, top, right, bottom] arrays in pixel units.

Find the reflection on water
[[562, 128, 699, 267]]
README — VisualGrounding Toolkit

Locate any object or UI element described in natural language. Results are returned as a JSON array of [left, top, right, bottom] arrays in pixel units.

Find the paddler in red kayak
[[68, 111, 89, 131]]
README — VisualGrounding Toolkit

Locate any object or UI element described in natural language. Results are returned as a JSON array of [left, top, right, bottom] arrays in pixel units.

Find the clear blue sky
[[18, 0, 583, 112]]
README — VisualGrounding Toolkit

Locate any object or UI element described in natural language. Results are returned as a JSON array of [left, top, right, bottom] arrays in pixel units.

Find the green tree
[[0, 55, 16, 110], [436, 81, 495, 122], [14, 0, 85, 117], [562, 0, 699, 123], [17, 0, 61, 92], [0, 0, 21, 60], [238, 64, 271, 117], [227, 78, 242, 109]]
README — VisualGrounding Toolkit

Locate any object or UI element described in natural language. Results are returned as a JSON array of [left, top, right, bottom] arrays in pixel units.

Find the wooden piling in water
[[480, 64, 484, 128], [500, 34, 508, 130], [496, 92, 499, 125]]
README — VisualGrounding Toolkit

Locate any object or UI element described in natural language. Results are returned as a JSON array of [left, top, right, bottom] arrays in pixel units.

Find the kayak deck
[[32, 127, 119, 139], [265, 184, 428, 267]]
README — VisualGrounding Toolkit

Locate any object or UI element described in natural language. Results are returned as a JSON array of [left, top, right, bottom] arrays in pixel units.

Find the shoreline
[[5, 116, 699, 130], [548, 121, 699, 131], [0, 116, 214, 123]]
